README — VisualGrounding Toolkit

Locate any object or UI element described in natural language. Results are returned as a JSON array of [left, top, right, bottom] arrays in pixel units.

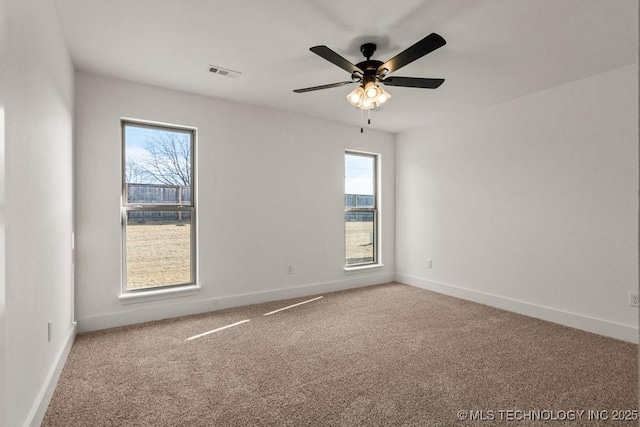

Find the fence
[[345, 194, 373, 208], [127, 183, 191, 223], [128, 183, 190, 205], [345, 194, 374, 222]]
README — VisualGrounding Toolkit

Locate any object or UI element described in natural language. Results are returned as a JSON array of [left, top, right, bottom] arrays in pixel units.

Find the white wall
[[396, 64, 639, 342], [4, 0, 76, 425], [75, 72, 395, 332], [0, 0, 5, 420]]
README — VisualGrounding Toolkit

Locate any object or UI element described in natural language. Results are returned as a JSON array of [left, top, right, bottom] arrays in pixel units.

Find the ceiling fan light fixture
[[361, 98, 374, 109], [364, 81, 378, 98], [347, 83, 390, 110], [377, 87, 391, 104], [347, 86, 364, 105]]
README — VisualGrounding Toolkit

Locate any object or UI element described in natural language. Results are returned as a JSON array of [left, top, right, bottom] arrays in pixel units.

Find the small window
[[122, 121, 196, 291], [345, 151, 378, 266]]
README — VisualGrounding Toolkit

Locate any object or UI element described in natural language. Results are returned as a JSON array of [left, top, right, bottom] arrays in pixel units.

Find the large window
[[122, 121, 195, 291], [345, 151, 378, 266]]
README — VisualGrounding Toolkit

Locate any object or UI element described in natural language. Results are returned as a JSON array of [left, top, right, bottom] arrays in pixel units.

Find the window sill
[[118, 284, 201, 305], [344, 263, 384, 275]]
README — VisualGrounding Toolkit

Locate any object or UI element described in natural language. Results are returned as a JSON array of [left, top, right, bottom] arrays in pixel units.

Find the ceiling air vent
[[208, 65, 241, 79]]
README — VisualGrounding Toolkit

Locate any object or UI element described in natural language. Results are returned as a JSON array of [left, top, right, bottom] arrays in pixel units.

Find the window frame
[[121, 119, 197, 295], [344, 150, 380, 268]]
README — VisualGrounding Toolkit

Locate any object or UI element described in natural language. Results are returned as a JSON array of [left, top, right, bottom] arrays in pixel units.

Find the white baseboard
[[78, 272, 395, 333], [28, 323, 77, 427], [396, 273, 639, 344]]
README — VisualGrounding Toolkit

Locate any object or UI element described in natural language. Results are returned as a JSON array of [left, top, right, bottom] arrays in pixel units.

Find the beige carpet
[[43, 283, 638, 426]]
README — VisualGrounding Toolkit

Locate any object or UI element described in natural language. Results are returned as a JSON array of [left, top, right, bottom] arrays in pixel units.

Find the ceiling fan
[[293, 33, 446, 112]]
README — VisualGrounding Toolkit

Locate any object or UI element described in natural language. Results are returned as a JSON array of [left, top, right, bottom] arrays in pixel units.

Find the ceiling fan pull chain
[[360, 108, 364, 133], [368, 110, 371, 125]]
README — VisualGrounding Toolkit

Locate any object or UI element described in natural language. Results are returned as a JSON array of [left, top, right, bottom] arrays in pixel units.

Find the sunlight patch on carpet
[[263, 296, 323, 316], [186, 319, 251, 341]]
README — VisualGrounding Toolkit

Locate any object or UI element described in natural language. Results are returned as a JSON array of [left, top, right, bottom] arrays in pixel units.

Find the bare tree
[[135, 130, 191, 186], [125, 157, 147, 184]]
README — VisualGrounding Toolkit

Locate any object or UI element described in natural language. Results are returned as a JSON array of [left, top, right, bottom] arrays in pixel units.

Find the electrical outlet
[[287, 265, 293, 274], [426, 259, 433, 269], [47, 320, 53, 342], [629, 293, 639, 307]]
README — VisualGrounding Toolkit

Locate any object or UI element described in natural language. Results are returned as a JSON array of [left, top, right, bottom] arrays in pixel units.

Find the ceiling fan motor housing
[[354, 43, 385, 84], [360, 43, 377, 59]]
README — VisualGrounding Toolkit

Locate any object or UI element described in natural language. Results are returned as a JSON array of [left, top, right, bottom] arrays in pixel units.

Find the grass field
[[126, 222, 192, 290], [345, 220, 374, 265], [125, 220, 374, 289]]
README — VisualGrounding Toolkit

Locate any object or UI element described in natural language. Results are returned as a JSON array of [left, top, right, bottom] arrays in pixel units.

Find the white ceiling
[[52, 0, 638, 133]]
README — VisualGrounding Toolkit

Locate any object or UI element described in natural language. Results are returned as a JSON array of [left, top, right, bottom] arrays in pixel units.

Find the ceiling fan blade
[[377, 33, 446, 75], [381, 76, 444, 89], [293, 81, 355, 93], [310, 46, 364, 75]]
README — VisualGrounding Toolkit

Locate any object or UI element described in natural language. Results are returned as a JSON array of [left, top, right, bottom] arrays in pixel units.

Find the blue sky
[[124, 125, 150, 149], [125, 124, 180, 150], [345, 154, 374, 195], [124, 125, 159, 166]]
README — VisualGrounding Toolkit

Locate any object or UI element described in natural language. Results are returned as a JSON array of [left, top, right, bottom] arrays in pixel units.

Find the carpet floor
[[43, 283, 638, 426]]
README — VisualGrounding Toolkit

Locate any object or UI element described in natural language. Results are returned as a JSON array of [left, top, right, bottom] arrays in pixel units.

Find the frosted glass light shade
[[347, 83, 391, 110]]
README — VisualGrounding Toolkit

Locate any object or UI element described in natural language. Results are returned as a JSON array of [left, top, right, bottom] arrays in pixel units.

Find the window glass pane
[[345, 152, 377, 266], [345, 211, 375, 265], [345, 154, 375, 207], [126, 210, 192, 290], [124, 124, 192, 205]]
